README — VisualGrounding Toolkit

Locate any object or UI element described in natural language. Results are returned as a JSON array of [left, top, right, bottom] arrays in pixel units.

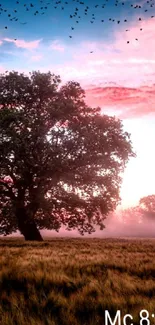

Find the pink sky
[[74, 17, 155, 209]]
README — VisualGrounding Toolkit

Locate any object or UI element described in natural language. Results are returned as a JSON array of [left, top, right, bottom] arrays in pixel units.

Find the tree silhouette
[[139, 195, 155, 222], [0, 71, 136, 241]]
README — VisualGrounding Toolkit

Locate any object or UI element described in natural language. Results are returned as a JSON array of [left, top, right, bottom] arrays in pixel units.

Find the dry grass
[[0, 237, 155, 325]]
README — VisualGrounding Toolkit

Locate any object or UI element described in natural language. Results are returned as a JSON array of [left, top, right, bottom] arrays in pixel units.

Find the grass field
[[0, 237, 155, 325]]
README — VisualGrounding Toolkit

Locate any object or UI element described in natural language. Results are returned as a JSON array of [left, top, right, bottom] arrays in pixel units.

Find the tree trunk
[[16, 206, 43, 241]]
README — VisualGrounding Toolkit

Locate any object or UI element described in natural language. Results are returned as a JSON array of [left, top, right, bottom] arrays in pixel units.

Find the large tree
[[0, 70, 136, 241]]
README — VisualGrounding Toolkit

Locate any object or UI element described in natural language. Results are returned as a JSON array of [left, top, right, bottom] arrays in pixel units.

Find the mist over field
[[5, 210, 155, 239], [41, 212, 155, 238]]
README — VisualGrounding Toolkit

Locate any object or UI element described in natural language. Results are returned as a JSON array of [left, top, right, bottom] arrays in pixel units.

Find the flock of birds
[[0, 0, 155, 53]]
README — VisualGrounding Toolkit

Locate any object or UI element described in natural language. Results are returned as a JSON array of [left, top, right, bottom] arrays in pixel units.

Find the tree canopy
[[0, 70, 136, 240], [139, 195, 155, 222]]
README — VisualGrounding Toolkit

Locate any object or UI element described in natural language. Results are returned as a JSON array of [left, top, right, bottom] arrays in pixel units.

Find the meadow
[[0, 237, 155, 325]]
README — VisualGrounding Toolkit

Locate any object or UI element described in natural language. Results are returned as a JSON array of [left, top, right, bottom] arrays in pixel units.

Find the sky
[[0, 0, 155, 212]]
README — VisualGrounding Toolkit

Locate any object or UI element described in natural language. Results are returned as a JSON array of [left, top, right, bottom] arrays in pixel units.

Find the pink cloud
[[3, 38, 42, 50], [84, 85, 155, 118], [4, 17, 154, 90], [65, 17, 155, 88], [66, 17, 155, 118]]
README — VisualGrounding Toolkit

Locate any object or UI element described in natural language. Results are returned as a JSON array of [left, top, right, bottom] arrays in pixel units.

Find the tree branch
[[0, 180, 16, 200]]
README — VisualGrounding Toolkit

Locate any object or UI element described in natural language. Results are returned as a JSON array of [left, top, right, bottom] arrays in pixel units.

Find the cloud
[[0, 65, 5, 73], [62, 17, 155, 87], [3, 38, 42, 50], [1, 16, 155, 120], [30, 17, 155, 94], [57, 17, 155, 118], [84, 85, 155, 118], [49, 40, 65, 52], [30, 54, 43, 62]]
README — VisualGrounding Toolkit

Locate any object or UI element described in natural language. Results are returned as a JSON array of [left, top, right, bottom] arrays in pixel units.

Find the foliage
[[0, 70, 136, 238], [139, 195, 155, 221]]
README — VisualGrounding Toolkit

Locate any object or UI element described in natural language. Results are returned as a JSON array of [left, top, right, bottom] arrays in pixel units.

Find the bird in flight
[[0, 0, 155, 51]]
